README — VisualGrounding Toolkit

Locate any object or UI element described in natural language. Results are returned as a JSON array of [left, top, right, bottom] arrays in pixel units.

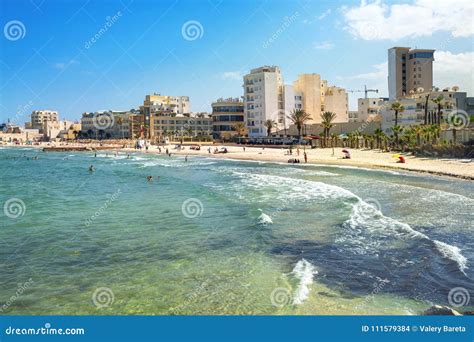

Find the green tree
[[264, 119, 277, 137], [287, 109, 312, 140]]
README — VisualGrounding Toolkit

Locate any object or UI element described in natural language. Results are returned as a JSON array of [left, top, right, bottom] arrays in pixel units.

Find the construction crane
[[347, 85, 379, 99]]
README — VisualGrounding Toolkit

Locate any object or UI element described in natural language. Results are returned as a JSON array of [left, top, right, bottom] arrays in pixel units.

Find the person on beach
[[304, 152, 307, 163], [166, 148, 169, 155], [127, 154, 130, 159], [208, 147, 211, 154], [89, 165, 95, 172], [243, 147, 246, 152]]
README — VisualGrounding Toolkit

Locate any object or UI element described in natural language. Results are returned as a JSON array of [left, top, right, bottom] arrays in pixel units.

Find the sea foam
[[292, 259, 317, 304]]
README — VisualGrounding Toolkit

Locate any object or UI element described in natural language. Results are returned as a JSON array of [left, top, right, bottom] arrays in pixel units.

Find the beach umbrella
[[342, 149, 350, 153], [392, 154, 401, 158]]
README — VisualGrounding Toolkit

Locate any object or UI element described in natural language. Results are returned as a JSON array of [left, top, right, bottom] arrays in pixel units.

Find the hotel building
[[211, 97, 245, 140], [388, 47, 435, 100]]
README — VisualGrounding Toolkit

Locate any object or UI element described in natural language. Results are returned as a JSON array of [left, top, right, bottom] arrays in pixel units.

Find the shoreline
[[2, 143, 473, 181]]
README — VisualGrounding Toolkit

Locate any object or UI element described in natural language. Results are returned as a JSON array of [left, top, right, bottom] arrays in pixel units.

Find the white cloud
[[317, 9, 331, 20], [341, 62, 387, 81], [434, 51, 474, 94], [342, 0, 474, 40], [220, 71, 244, 81], [313, 41, 335, 50]]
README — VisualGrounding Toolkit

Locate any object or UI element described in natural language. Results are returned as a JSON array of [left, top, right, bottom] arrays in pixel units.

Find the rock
[[462, 311, 474, 315], [424, 305, 462, 316]]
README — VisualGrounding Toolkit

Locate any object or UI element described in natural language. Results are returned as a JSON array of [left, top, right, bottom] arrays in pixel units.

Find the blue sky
[[0, 0, 472, 123]]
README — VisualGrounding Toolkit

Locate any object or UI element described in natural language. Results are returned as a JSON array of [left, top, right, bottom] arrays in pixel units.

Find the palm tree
[[320, 111, 336, 147], [374, 128, 384, 149], [264, 119, 277, 137], [390, 102, 405, 127], [412, 125, 423, 147], [233, 122, 246, 137], [432, 95, 444, 125], [287, 109, 312, 140], [392, 125, 403, 148], [424, 93, 430, 125]]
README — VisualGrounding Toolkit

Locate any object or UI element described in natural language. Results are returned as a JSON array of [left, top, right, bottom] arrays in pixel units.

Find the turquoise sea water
[[1, 147, 473, 315]]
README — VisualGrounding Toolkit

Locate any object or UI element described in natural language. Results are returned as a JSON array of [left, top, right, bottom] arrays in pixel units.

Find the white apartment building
[[31, 110, 59, 131], [388, 47, 435, 100], [244, 66, 285, 137]]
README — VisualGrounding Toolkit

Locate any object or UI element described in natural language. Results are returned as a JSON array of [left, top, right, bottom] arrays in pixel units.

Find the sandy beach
[[3, 142, 474, 180], [123, 144, 474, 180]]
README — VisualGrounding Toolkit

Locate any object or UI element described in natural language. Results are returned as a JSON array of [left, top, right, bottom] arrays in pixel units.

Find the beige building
[[152, 112, 212, 141], [140, 93, 190, 138], [388, 47, 435, 100], [356, 98, 387, 122], [293, 74, 348, 124], [81, 110, 135, 139], [31, 110, 59, 132], [211, 97, 245, 140]]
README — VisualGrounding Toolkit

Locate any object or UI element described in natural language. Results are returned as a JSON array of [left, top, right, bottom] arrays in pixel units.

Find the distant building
[[388, 47, 434, 100], [152, 112, 212, 141], [244, 66, 285, 137], [356, 98, 388, 122], [211, 97, 244, 140], [31, 110, 59, 132], [81, 110, 136, 139], [140, 93, 190, 139], [348, 111, 359, 123]]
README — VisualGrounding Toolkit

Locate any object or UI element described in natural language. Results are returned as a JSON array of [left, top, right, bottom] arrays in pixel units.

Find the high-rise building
[[388, 47, 435, 100], [243, 66, 284, 137]]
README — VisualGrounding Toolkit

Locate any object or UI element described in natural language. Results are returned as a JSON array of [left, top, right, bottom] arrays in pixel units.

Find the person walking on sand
[[304, 152, 307, 163]]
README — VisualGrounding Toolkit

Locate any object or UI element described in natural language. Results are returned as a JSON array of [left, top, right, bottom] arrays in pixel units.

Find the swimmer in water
[[89, 165, 95, 172], [147, 176, 153, 182]]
